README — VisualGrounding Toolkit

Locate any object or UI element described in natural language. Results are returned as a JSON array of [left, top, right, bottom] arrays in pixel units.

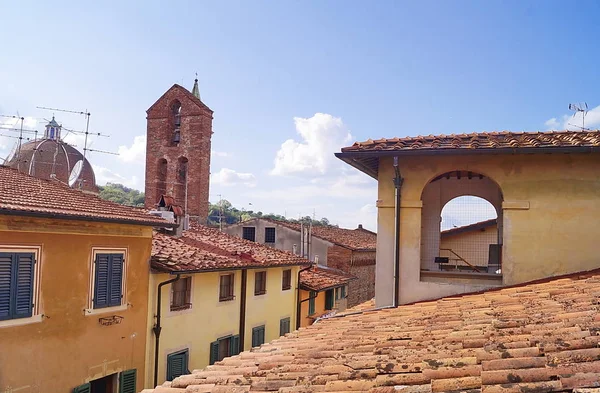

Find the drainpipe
[[295, 265, 313, 329], [153, 274, 180, 387], [393, 156, 404, 307], [238, 269, 248, 351]]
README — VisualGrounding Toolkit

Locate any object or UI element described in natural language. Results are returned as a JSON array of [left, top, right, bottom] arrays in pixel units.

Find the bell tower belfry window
[[172, 102, 182, 145], [44, 116, 62, 140]]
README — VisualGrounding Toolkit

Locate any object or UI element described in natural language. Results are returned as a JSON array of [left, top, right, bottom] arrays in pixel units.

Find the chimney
[[358, 224, 363, 229], [314, 255, 319, 265]]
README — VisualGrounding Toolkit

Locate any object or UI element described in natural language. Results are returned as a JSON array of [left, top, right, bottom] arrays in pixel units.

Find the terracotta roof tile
[[0, 165, 169, 226], [148, 269, 600, 392], [299, 265, 356, 292], [341, 130, 600, 153], [249, 218, 377, 251], [152, 226, 311, 272]]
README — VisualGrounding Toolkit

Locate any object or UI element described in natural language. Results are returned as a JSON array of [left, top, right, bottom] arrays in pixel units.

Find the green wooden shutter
[[308, 291, 316, 315], [252, 325, 265, 347], [94, 254, 110, 308], [167, 349, 188, 381], [73, 383, 91, 393], [325, 289, 334, 310], [108, 254, 123, 307], [14, 253, 35, 318], [209, 341, 219, 365], [280, 318, 290, 336], [0, 253, 13, 320], [119, 369, 136, 393], [231, 335, 240, 356]]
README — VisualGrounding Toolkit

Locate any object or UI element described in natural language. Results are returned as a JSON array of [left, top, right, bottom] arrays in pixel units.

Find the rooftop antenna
[[0, 114, 25, 171], [568, 102, 589, 131]]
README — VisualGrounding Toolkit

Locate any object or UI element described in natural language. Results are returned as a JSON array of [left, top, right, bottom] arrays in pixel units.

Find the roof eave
[[152, 261, 311, 274], [0, 208, 177, 228]]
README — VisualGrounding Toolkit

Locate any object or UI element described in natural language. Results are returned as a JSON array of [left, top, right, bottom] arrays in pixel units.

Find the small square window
[[252, 325, 265, 347], [210, 335, 240, 365], [242, 227, 256, 242], [254, 271, 267, 295], [219, 274, 234, 302], [166, 349, 189, 381], [280, 317, 291, 336], [171, 277, 192, 311], [282, 269, 291, 291], [264, 227, 276, 243]]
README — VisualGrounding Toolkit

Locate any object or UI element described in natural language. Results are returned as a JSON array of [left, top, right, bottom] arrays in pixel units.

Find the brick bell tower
[[145, 78, 213, 223]]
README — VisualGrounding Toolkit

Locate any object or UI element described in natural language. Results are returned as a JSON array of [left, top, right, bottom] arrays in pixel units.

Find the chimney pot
[[358, 224, 363, 229]]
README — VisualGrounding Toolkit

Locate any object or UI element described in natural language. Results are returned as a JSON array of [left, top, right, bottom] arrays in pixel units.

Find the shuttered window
[[0, 252, 36, 321], [308, 291, 316, 315], [93, 253, 124, 309], [219, 273, 234, 301], [171, 277, 192, 311], [325, 289, 335, 310], [209, 335, 240, 365], [72, 383, 91, 393], [281, 269, 291, 290], [119, 369, 136, 393], [280, 317, 291, 336], [254, 271, 266, 295], [166, 349, 189, 381], [252, 325, 265, 347], [341, 285, 346, 298]]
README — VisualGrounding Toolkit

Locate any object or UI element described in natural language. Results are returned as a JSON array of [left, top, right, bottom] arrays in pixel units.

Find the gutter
[[0, 209, 177, 228], [238, 269, 248, 351], [295, 265, 314, 330], [392, 157, 403, 307], [155, 262, 311, 275], [152, 274, 180, 387]]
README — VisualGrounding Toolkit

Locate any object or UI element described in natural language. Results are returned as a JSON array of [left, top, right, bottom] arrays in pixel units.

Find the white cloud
[[211, 168, 257, 187], [211, 150, 230, 158], [271, 113, 353, 176], [118, 134, 146, 163], [93, 165, 139, 189], [544, 104, 600, 131]]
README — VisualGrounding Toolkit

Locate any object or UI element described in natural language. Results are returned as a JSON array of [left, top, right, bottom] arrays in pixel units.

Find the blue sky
[[2, 1, 600, 230]]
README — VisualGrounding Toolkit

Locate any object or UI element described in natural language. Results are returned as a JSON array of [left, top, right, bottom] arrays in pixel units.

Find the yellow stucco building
[[145, 227, 309, 388], [336, 130, 600, 306], [297, 265, 355, 328], [0, 166, 171, 393]]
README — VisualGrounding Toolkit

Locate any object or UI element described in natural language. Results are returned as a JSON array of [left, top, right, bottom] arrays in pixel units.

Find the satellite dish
[[69, 160, 83, 187]]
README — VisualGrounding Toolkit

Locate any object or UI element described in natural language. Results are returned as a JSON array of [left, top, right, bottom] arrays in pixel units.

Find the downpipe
[[153, 274, 180, 387]]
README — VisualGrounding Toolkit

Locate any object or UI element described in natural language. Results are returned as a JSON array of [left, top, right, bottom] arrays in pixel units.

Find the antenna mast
[[568, 102, 589, 131]]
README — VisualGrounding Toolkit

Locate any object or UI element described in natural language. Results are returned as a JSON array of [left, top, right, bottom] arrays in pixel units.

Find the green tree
[[98, 183, 145, 207]]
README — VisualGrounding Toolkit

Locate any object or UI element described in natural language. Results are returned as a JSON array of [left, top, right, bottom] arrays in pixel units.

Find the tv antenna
[[568, 102, 589, 131], [0, 113, 26, 171]]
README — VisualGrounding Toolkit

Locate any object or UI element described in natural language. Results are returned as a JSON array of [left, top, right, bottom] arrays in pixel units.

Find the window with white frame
[[0, 248, 40, 321], [90, 249, 126, 310]]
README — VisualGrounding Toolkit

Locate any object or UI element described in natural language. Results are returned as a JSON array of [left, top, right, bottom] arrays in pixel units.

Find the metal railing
[[438, 248, 482, 273]]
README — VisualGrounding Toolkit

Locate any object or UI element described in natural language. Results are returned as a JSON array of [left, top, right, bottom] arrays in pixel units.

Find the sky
[[2, 1, 600, 231]]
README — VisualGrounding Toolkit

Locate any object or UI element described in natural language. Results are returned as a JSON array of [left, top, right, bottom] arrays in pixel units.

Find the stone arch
[[420, 170, 504, 274], [156, 158, 168, 203], [170, 100, 182, 146]]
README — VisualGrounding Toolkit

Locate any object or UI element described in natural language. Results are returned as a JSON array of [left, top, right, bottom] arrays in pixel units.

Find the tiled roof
[[0, 165, 170, 226], [146, 269, 600, 393], [441, 219, 497, 237], [336, 130, 600, 179], [152, 225, 311, 272], [255, 218, 377, 251], [342, 130, 600, 153], [299, 265, 356, 292]]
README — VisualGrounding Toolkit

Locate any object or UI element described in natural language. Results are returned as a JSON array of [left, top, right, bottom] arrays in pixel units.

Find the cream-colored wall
[[439, 226, 498, 269], [145, 266, 299, 388], [376, 153, 600, 305], [0, 215, 152, 392]]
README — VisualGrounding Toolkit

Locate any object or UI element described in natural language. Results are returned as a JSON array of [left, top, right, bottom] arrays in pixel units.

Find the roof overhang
[[152, 261, 311, 274], [0, 208, 177, 228], [335, 146, 600, 179]]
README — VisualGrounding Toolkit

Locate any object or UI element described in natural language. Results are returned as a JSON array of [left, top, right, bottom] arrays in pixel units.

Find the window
[[171, 101, 182, 145], [264, 227, 276, 243], [308, 291, 316, 315], [252, 325, 265, 347], [156, 158, 168, 203], [93, 253, 125, 309], [219, 273, 234, 301], [242, 227, 256, 242], [335, 287, 340, 300], [210, 335, 240, 365], [171, 277, 192, 311], [0, 252, 36, 321], [325, 289, 334, 310], [281, 269, 291, 291], [280, 317, 291, 336], [254, 271, 266, 295], [167, 349, 189, 381], [341, 285, 346, 298], [119, 369, 137, 393]]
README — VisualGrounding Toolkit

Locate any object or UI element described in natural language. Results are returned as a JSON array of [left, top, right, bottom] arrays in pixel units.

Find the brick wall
[[327, 246, 376, 308], [145, 85, 213, 223]]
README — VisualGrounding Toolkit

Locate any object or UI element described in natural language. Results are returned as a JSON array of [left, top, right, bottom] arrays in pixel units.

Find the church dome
[[4, 117, 98, 192]]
